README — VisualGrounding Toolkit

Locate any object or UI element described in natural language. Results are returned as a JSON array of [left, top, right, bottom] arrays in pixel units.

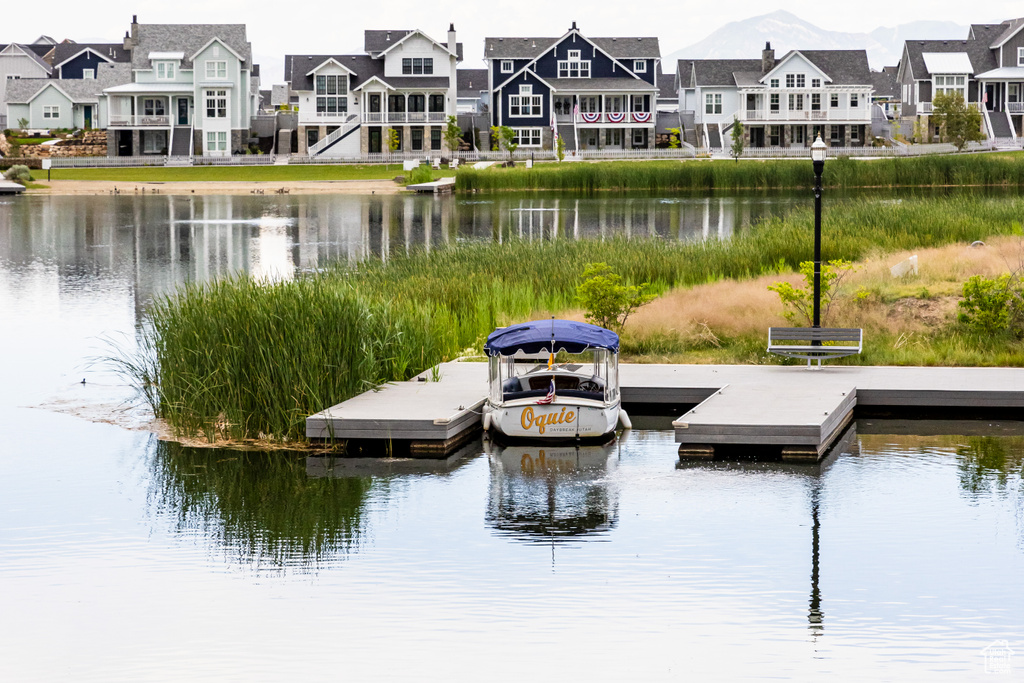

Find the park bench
[[767, 327, 863, 368]]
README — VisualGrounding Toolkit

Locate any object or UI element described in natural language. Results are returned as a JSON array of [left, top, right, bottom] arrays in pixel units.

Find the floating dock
[[407, 177, 456, 194], [0, 180, 26, 195], [306, 361, 1024, 460]]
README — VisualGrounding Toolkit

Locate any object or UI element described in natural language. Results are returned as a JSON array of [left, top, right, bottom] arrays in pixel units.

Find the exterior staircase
[[706, 124, 722, 149], [557, 123, 577, 153], [987, 109, 1015, 145], [165, 126, 193, 166], [309, 115, 360, 156]]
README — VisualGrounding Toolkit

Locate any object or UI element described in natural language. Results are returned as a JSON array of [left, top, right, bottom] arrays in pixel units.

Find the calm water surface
[[2, 192, 1023, 680]]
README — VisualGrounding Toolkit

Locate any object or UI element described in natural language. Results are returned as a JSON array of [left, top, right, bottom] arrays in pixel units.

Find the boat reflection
[[485, 436, 620, 543]]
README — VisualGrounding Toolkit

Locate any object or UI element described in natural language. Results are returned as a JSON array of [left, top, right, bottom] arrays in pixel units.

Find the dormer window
[[811, 78, 821, 88], [558, 49, 590, 78], [206, 60, 227, 79], [83, 68, 95, 79], [770, 78, 779, 88], [156, 61, 175, 79], [501, 60, 513, 73], [633, 60, 646, 73], [402, 58, 433, 75]]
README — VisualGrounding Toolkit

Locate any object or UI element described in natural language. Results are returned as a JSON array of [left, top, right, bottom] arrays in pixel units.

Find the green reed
[[134, 194, 1024, 442], [455, 155, 1024, 192]]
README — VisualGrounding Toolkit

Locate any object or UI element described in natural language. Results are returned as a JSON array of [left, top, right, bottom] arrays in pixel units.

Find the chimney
[[123, 30, 131, 51], [571, 21, 578, 31], [761, 41, 775, 75], [448, 23, 456, 56]]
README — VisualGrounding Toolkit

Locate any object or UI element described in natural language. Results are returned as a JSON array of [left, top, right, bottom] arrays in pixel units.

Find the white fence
[[49, 156, 168, 168], [191, 155, 277, 166]]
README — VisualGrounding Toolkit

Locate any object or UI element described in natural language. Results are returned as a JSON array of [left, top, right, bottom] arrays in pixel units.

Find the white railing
[[192, 154, 277, 166], [919, 102, 933, 114], [49, 155, 168, 168], [344, 111, 450, 124], [699, 140, 998, 158], [308, 116, 360, 156], [575, 112, 654, 125], [109, 114, 171, 127], [1008, 103, 1024, 114], [739, 109, 870, 123]]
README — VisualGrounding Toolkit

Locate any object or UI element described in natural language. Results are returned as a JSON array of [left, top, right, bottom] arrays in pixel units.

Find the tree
[[665, 127, 681, 149], [931, 92, 984, 151], [16, 117, 28, 131], [384, 127, 400, 171], [767, 260, 856, 326], [489, 125, 517, 163], [555, 133, 566, 162], [575, 262, 655, 332], [729, 117, 745, 162], [443, 115, 462, 156]]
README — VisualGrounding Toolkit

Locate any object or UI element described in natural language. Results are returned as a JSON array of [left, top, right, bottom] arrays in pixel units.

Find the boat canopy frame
[[484, 319, 620, 357]]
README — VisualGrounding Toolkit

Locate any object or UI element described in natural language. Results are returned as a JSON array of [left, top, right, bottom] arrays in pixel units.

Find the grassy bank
[[130, 194, 1024, 443], [50, 164, 454, 182], [456, 154, 1024, 192]]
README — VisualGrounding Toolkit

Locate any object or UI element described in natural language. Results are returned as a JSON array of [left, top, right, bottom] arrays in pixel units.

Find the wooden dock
[[406, 177, 456, 194], [0, 180, 26, 195], [306, 362, 1024, 460]]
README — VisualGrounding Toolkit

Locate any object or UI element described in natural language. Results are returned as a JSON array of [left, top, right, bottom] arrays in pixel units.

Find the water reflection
[[484, 437, 619, 543], [148, 440, 373, 571]]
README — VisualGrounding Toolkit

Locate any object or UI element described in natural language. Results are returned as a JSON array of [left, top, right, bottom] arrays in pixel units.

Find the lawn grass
[[119, 193, 1024, 444], [9, 137, 55, 145], [50, 164, 457, 182]]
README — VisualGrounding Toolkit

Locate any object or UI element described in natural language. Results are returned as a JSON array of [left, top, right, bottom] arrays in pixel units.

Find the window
[[705, 93, 722, 115], [632, 95, 648, 112], [205, 131, 227, 152], [82, 68, 95, 79], [6, 74, 20, 80], [402, 58, 434, 75], [205, 60, 227, 79], [501, 60, 513, 73], [769, 125, 780, 146], [143, 98, 166, 116], [429, 94, 444, 113], [156, 62, 175, 79], [811, 93, 821, 111], [509, 85, 542, 116], [315, 74, 348, 115], [786, 74, 795, 88], [830, 93, 839, 108], [632, 128, 645, 146], [1010, 84, 1020, 103], [770, 93, 780, 112], [205, 89, 227, 118], [633, 60, 647, 73], [423, 58, 433, 75], [42, 105, 60, 119], [512, 127, 542, 147], [1018, 47, 1024, 66], [796, 74, 805, 88], [770, 78, 779, 88], [143, 130, 167, 153], [431, 128, 441, 150], [851, 126, 860, 142], [850, 93, 859, 107], [411, 127, 423, 151], [811, 78, 821, 88], [557, 50, 590, 78], [605, 129, 622, 146], [788, 93, 804, 111], [933, 74, 966, 98], [578, 96, 598, 113], [793, 127, 805, 144]]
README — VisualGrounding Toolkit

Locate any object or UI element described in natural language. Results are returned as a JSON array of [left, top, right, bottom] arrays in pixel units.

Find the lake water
[[2, 192, 1023, 680]]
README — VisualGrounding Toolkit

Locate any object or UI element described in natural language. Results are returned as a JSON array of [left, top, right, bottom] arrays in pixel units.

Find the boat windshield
[[488, 348, 619, 405]]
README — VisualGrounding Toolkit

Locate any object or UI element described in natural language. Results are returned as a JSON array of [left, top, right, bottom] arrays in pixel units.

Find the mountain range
[[664, 10, 967, 70]]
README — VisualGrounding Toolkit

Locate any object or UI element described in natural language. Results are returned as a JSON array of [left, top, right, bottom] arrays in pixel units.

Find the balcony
[[357, 112, 449, 124], [919, 102, 933, 114], [1008, 102, 1024, 114], [739, 109, 870, 123], [568, 111, 654, 124], [109, 114, 171, 127]]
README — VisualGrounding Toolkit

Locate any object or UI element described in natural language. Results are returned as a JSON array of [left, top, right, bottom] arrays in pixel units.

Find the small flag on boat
[[536, 379, 555, 404]]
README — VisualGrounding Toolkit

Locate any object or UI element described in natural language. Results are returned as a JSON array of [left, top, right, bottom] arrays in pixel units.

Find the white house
[[0, 40, 54, 128]]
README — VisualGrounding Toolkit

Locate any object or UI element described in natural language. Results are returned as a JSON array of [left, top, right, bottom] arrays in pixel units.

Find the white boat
[[482, 319, 630, 442]]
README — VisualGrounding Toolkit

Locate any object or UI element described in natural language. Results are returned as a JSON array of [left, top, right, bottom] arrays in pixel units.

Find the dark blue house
[[485, 22, 660, 151], [52, 43, 131, 79]]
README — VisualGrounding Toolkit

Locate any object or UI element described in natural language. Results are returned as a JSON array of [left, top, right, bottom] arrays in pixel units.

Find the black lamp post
[[810, 135, 828, 331]]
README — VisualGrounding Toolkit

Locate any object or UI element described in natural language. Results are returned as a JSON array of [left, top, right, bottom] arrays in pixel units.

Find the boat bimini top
[[484, 319, 620, 357]]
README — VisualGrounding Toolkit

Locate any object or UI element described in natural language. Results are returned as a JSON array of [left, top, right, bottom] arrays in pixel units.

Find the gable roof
[[285, 54, 382, 91], [131, 24, 251, 70], [485, 34, 660, 60], [5, 62, 131, 103], [902, 38, 997, 79], [363, 29, 462, 61], [871, 68, 899, 99], [305, 57, 355, 76], [991, 17, 1024, 48], [690, 59, 762, 87], [52, 43, 130, 69], [457, 68, 487, 97], [798, 50, 872, 85], [0, 43, 53, 72]]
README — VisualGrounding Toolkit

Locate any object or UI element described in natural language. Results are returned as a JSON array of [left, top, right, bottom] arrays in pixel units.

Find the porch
[[551, 93, 656, 127]]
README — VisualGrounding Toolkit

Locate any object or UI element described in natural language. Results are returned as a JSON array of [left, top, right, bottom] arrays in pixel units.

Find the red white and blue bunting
[[581, 112, 600, 123], [607, 112, 625, 123], [632, 111, 651, 123]]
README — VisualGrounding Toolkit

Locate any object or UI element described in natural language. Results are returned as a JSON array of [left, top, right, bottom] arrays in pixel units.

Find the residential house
[[484, 22, 661, 152], [0, 39, 55, 127], [101, 16, 261, 157], [6, 62, 130, 131], [897, 18, 1024, 140], [284, 25, 462, 157], [457, 68, 488, 113], [677, 43, 874, 149]]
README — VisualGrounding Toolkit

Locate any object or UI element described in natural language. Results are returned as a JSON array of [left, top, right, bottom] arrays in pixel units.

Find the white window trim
[[1018, 47, 1024, 67], [156, 61, 176, 80], [704, 92, 722, 115], [633, 60, 647, 73], [557, 57, 591, 79], [42, 105, 60, 119], [512, 127, 542, 147], [205, 60, 227, 80], [509, 93, 542, 117], [82, 68, 95, 80], [501, 60, 513, 73], [205, 89, 228, 118]]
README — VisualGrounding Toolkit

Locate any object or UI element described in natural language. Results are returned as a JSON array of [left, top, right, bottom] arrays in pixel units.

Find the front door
[[749, 126, 765, 148], [178, 98, 189, 125], [369, 128, 381, 154], [83, 106, 92, 129], [986, 84, 997, 111]]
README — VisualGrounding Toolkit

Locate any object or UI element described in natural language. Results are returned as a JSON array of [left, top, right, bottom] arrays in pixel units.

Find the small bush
[[3, 165, 33, 185], [957, 274, 1018, 335], [406, 165, 435, 184]]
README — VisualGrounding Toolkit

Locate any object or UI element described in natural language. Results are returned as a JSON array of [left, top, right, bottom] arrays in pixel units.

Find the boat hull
[[486, 401, 619, 441]]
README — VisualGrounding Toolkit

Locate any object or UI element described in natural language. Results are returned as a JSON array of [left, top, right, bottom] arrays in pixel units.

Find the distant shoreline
[[26, 179, 404, 196]]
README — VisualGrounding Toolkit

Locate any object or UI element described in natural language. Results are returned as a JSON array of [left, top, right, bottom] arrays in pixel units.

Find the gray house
[[0, 40, 54, 128]]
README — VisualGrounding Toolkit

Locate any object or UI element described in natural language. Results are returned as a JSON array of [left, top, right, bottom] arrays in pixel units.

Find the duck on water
[[482, 319, 631, 443]]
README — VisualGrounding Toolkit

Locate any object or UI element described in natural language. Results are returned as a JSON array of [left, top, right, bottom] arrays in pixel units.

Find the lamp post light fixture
[[810, 134, 828, 331]]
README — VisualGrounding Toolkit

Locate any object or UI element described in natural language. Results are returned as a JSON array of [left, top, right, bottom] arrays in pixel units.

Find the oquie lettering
[[520, 406, 576, 434]]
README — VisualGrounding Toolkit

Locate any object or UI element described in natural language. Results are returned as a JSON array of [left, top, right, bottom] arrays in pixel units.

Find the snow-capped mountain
[[664, 10, 967, 69]]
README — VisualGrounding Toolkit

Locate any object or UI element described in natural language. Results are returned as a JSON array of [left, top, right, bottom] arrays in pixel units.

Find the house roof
[[51, 42, 130, 68], [286, 54, 382, 91], [656, 67, 675, 100], [794, 50, 872, 85], [484, 35, 660, 60], [6, 62, 130, 103], [457, 68, 487, 96], [690, 59, 762, 87], [991, 17, 1024, 48], [131, 24, 251, 71], [871, 68, 899, 98], [974, 66, 1024, 79], [363, 29, 462, 61], [903, 39, 997, 79], [0, 43, 53, 72], [922, 52, 973, 73]]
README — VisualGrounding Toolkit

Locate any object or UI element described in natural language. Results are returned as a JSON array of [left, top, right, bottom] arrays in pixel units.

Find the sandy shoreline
[[26, 179, 406, 196]]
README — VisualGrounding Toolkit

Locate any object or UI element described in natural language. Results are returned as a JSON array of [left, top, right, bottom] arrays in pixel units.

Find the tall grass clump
[[136, 194, 1024, 442], [456, 155, 1024, 193]]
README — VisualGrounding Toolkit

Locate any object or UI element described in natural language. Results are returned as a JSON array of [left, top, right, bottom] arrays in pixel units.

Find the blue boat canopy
[[484, 320, 619, 357]]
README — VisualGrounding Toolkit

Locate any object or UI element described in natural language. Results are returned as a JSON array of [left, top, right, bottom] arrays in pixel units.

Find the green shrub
[[575, 262, 655, 331], [3, 164, 33, 185], [958, 274, 1017, 335], [406, 165, 435, 184]]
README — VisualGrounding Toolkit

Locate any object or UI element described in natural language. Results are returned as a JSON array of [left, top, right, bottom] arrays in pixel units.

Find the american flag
[[535, 378, 556, 404]]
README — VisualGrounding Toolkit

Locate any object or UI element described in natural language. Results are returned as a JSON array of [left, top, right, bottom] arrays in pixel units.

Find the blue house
[[484, 22, 661, 151], [51, 42, 131, 80]]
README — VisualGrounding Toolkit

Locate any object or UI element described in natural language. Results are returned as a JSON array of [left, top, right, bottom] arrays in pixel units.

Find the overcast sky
[[12, 2, 1018, 84]]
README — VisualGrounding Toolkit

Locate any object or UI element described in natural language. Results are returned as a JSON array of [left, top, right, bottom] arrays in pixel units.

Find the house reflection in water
[[485, 438, 620, 543]]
